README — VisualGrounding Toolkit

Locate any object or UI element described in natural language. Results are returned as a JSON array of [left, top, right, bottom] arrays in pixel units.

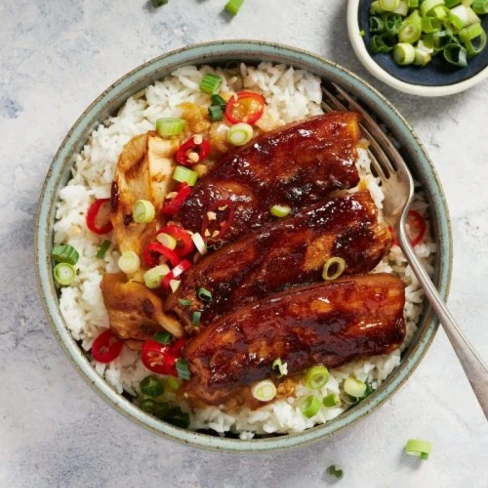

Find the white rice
[[54, 63, 435, 438]]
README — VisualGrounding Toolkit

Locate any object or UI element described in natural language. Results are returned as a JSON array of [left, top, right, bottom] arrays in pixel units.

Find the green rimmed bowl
[[35, 40, 452, 453]]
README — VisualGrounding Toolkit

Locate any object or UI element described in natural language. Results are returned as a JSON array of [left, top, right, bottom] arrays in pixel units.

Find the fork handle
[[399, 228, 488, 420]]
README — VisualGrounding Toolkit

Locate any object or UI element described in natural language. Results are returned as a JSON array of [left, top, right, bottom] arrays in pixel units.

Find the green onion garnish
[[300, 395, 321, 418], [96, 240, 111, 259], [393, 0, 409, 15], [380, 0, 401, 11], [53, 262, 76, 286], [343, 377, 367, 398], [305, 365, 330, 390], [133, 199, 155, 224], [323, 393, 341, 407], [192, 311, 202, 326], [444, 42, 468, 65], [52, 244, 79, 265], [327, 465, 344, 480], [176, 358, 191, 381], [272, 358, 288, 378], [191, 232, 208, 255], [154, 331, 172, 345], [459, 22, 487, 54], [370, 15, 386, 33], [144, 265, 170, 289], [156, 233, 177, 250], [385, 13, 403, 35], [322, 257, 346, 281], [225, 0, 245, 16], [163, 406, 190, 428], [164, 376, 181, 391], [473, 0, 488, 14], [408, 0, 419, 7], [208, 105, 224, 121], [197, 287, 212, 303], [151, 0, 169, 7], [414, 48, 432, 65], [227, 122, 253, 146], [178, 298, 192, 306], [118, 251, 141, 274], [270, 204, 291, 218], [140, 375, 164, 397], [211, 94, 227, 107], [421, 0, 444, 16], [422, 16, 442, 33], [404, 439, 433, 460], [199, 73, 223, 95], [370, 33, 396, 53], [173, 165, 199, 186], [393, 42, 416, 64], [251, 379, 277, 402], [156, 117, 186, 137], [398, 10, 422, 43], [139, 397, 158, 414], [370, 0, 386, 14]]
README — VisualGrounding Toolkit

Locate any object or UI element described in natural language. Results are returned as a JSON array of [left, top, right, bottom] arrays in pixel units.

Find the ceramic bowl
[[35, 40, 452, 453], [348, 0, 488, 96]]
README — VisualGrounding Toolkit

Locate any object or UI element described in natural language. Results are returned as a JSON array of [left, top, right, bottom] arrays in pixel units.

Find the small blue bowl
[[348, 0, 488, 96]]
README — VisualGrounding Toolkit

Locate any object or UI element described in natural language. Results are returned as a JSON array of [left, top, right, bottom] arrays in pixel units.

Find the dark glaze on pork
[[175, 112, 362, 244], [166, 191, 393, 328], [183, 274, 406, 406]]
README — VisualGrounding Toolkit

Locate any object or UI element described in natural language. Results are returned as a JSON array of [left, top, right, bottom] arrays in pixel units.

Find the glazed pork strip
[[182, 274, 406, 406], [166, 191, 393, 328], [175, 112, 361, 243]]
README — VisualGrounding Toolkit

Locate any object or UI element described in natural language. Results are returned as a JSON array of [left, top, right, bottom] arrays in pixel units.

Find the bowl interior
[[35, 41, 452, 453], [358, 0, 488, 87]]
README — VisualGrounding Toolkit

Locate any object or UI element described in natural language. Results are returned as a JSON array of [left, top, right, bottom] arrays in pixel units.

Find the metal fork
[[322, 83, 488, 419]]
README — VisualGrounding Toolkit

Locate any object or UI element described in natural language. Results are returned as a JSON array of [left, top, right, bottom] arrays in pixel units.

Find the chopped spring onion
[[473, 0, 488, 13], [305, 365, 330, 390], [211, 94, 227, 107], [270, 204, 291, 218], [344, 377, 367, 398], [197, 287, 212, 303], [445, 11, 466, 32], [156, 233, 177, 250], [370, 15, 386, 32], [155, 117, 186, 137], [404, 439, 433, 460], [178, 298, 192, 306], [422, 15, 443, 32], [192, 311, 202, 326], [165, 376, 181, 391], [327, 465, 344, 480], [414, 47, 432, 65], [398, 10, 422, 42], [445, 0, 462, 6], [96, 240, 111, 259], [322, 257, 346, 281], [408, 0, 419, 6], [393, 42, 417, 63], [133, 200, 155, 224], [450, 4, 481, 26], [272, 358, 288, 378], [433, 4, 450, 19], [300, 395, 321, 418], [140, 375, 164, 397], [370, 33, 396, 53], [191, 232, 208, 255], [118, 251, 141, 274], [152, 0, 169, 6], [176, 358, 191, 381], [444, 42, 469, 65], [53, 262, 76, 286], [225, 0, 245, 16], [251, 380, 277, 402], [421, 0, 445, 16], [370, 0, 386, 14], [393, 0, 410, 15], [52, 244, 79, 265], [144, 264, 170, 289], [459, 22, 487, 54], [154, 331, 172, 345], [199, 73, 223, 95], [385, 13, 404, 35], [431, 29, 455, 49], [380, 0, 401, 11], [163, 406, 190, 428], [323, 393, 341, 407], [139, 397, 158, 414], [208, 105, 224, 121], [173, 165, 199, 186], [227, 122, 253, 146]]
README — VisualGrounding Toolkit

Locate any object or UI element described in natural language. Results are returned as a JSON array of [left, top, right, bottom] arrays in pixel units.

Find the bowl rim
[[347, 0, 488, 97], [35, 39, 453, 453]]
